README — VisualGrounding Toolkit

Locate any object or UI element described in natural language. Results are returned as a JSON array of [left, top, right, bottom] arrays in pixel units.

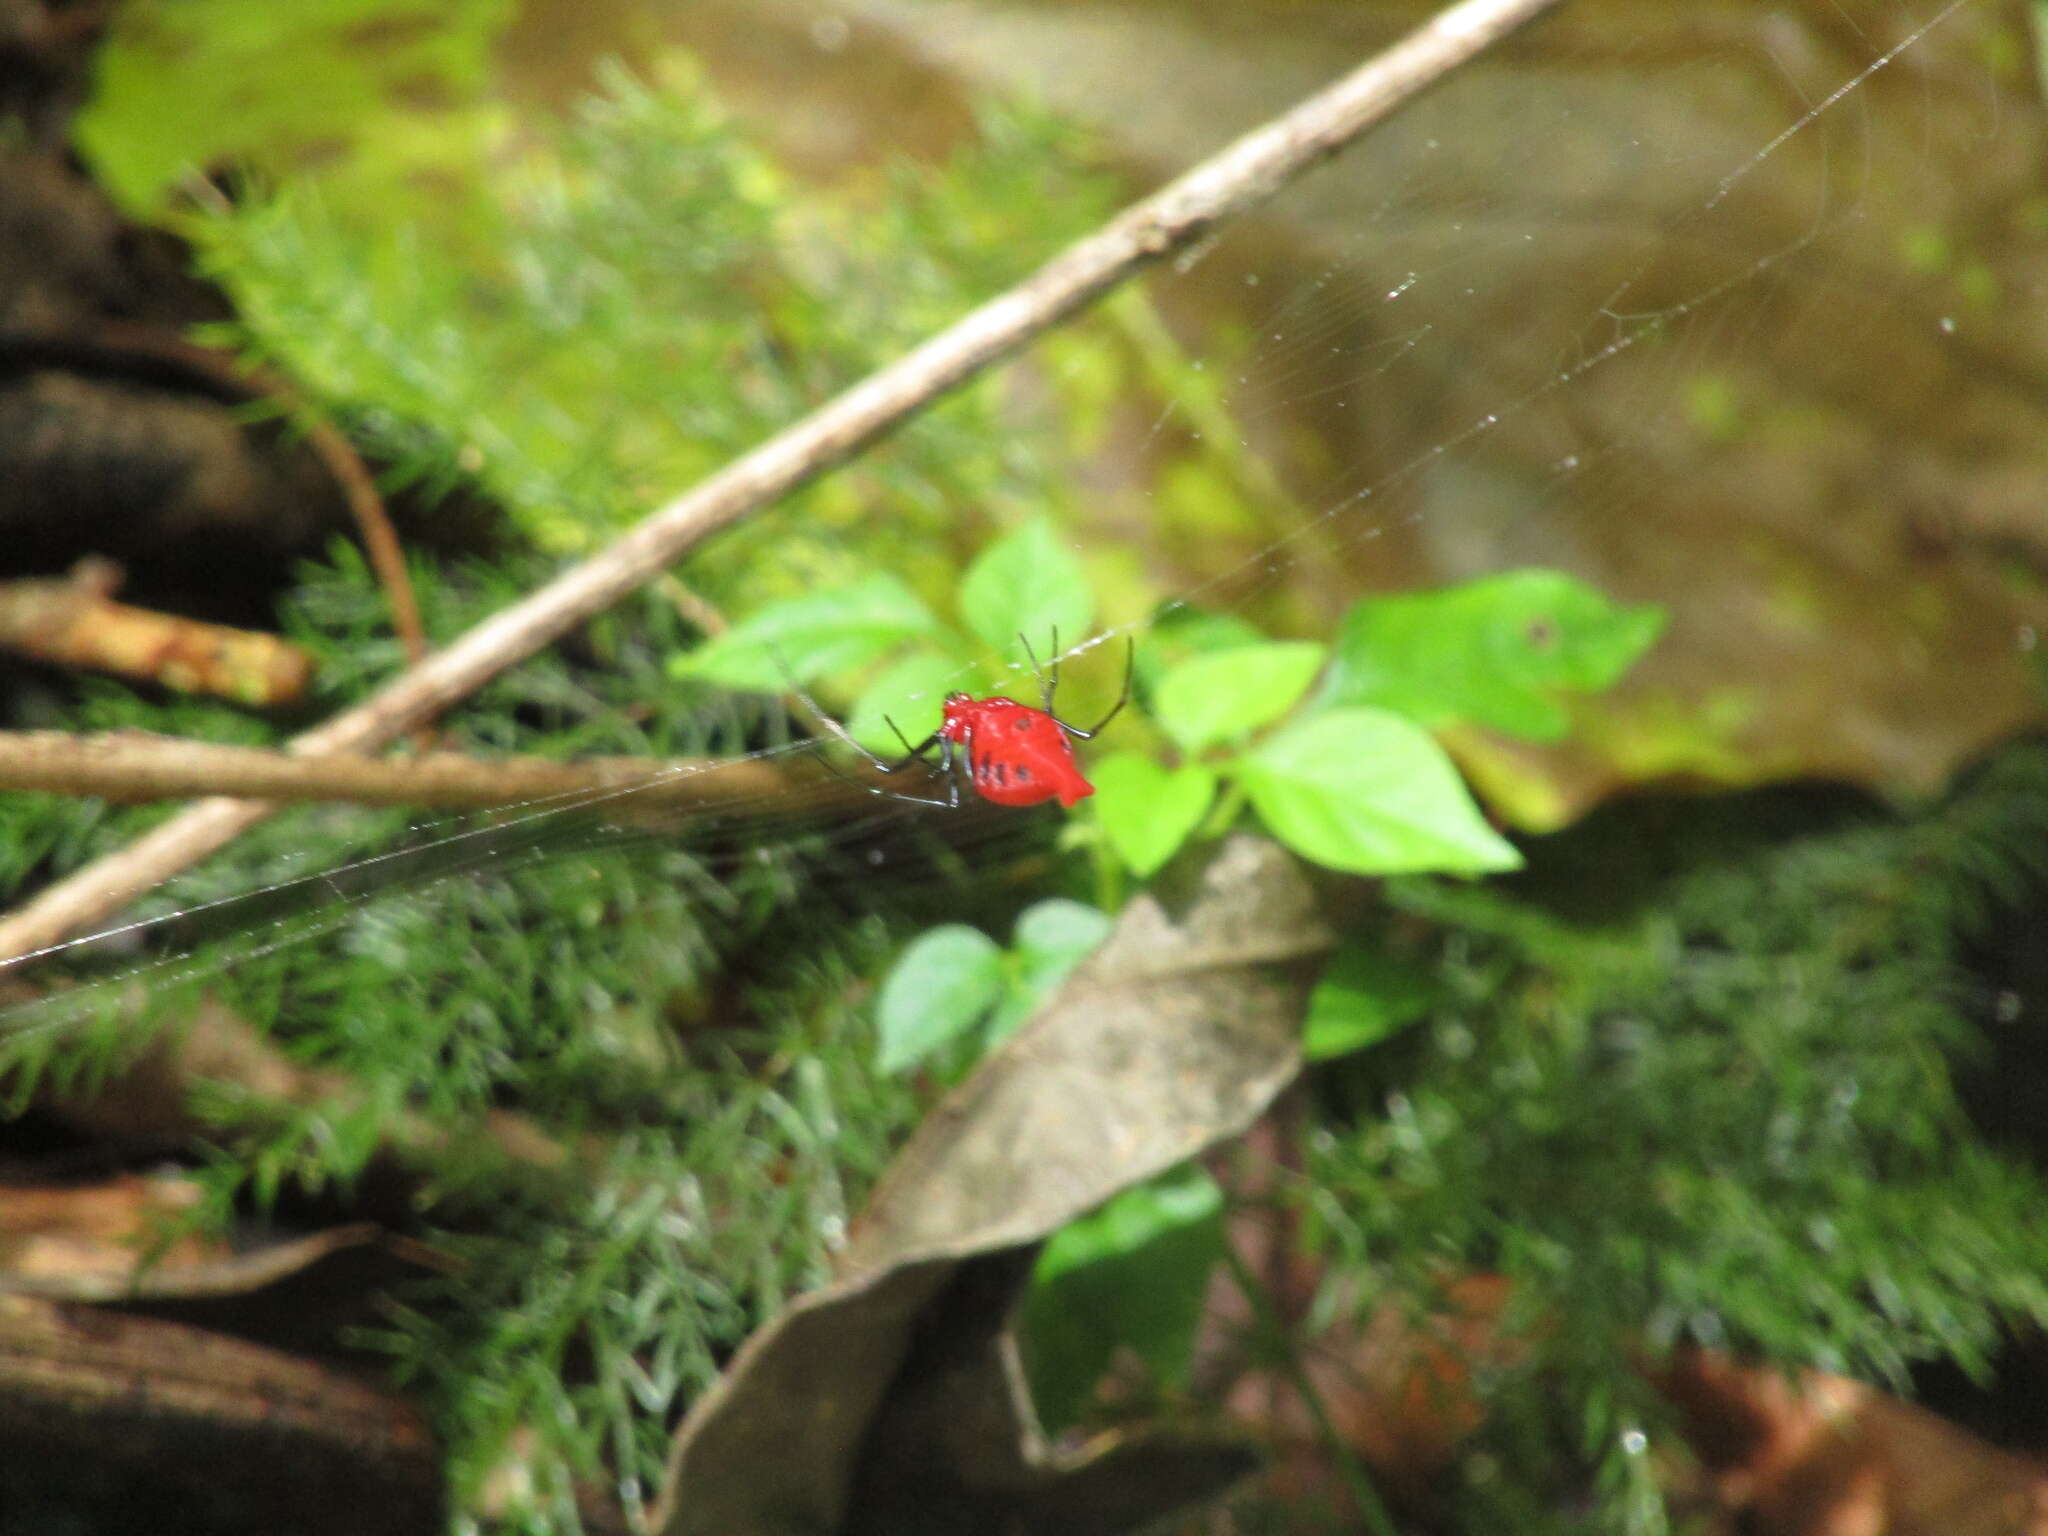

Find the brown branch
[[0, 559, 314, 704], [0, 727, 874, 820], [0, 0, 1564, 970]]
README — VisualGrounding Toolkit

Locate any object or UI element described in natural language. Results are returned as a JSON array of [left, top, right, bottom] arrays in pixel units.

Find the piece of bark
[[0, 558, 315, 703], [1658, 1348, 2048, 1536], [0, 1171, 218, 1286], [0, 1290, 442, 1535]]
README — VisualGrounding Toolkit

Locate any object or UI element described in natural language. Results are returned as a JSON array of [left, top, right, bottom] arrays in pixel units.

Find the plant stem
[[1221, 1241, 1402, 1536]]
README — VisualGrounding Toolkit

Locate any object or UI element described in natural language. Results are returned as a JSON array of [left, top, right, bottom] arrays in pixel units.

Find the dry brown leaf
[[654, 834, 1333, 1536]]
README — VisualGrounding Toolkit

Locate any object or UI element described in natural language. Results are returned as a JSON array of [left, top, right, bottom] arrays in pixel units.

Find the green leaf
[[1091, 752, 1218, 877], [1021, 1166, 1227, 1428], [1138, 606, 1270, 691], [957, 517, 1094, 657], [670, 574, 941, 691], [1236, 709, 1522, 875], [1303, 942, 1439, 1061], [1154, 642, 1327, 754], [845, 649, 966, 754], [1323, 570, 1666, 740], [874, 925, 1005, 1074], [1012, 897, 1115, 963], [984, 899, 1112, 1049]]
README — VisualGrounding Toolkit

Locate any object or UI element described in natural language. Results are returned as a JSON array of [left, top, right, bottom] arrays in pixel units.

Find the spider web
[[3, 0, 2036, 1052]]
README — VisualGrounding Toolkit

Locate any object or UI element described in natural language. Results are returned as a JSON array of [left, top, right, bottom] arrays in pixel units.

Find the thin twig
[[0, 561, 314, 705], [0, 0, 1564, 970], [1221, 1242, 1401, 1536], [0, 729, 870, 820]]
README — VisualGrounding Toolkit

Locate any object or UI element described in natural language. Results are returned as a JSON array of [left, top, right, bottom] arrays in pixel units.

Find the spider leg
[[848, 722, 958, 806], [1018, 629, 1060, 716], [879, 718, 942, 772], [769, 647, 960, 807], [803, 743, 945, 807], [824, 742, 960, 808], [1058, 636, 1135, 740]]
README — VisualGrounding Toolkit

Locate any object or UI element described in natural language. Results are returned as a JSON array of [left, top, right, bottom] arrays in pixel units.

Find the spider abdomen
[[945, 697, 1094, 808]]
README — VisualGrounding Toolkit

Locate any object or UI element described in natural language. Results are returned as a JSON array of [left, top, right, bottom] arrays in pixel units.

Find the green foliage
[[844, 650, 965, 750], [873, 924, 1004, 1074], [76, 0, 516, 217], [1301, 941, 1438, 1063], [1323, 569, 1666, 740], [1090, 753, 1218, 877], [678, 516, 1104, 754], [177, 62, 1130, 595], [0, 544, 935, 1527], [703, 568, 1620, 884], [671, 572, 944, 692], [1299, 761, 2048, 1525], [872, 897, 1111, 1074], [956, 516, 1097, 659], [1237, 709, 1521, 876], [1020, 1164, 1227, 1428], [1153, 640, 1326, 753]]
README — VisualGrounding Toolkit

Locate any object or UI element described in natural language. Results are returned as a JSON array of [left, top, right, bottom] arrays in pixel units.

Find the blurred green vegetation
[[10, 7, 2048, 1534], [1299, 762, 2048, 1531], [23, 12, 1253, 1526], [78, 0, 519, 219]]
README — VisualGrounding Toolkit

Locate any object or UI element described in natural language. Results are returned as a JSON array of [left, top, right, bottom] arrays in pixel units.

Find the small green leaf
[[1303, 942, 1439, 1061], [984, 899, 1112, 1048], [1012, 897, 1115, 963], [1091, 752, 1218, 877], [874, 925, 1004, 1074], [1138, 606, 1270, 692], [1323, 570, 1665, 740], [1236, 708, 1521, 875], [1021, 1166, 1227, 1428], [845, 649, 965, 754], [1154, 642, 1327, 754], [669, 574, 941, 691], [957, 518, 1094, 657]]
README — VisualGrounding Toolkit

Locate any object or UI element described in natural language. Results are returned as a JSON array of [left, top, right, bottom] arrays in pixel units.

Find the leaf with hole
[[1321, 570, 1665, 740]]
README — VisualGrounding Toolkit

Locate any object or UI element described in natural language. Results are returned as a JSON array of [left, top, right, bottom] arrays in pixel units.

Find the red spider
[[824, 632, 1133, 810]]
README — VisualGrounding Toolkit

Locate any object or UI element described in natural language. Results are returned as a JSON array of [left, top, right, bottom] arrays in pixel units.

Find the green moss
[[1304, 760, 2048, 1526]]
